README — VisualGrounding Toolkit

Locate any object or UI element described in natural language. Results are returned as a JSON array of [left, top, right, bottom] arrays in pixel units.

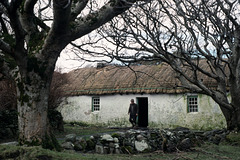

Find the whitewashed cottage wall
[[57, 93, 226, 130]]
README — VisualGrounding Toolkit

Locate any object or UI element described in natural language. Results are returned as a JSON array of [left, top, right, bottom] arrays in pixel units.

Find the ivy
[[27, 56, 47, 79], [28, 32, 45, 54], [42, 133, 62, 151], [1, 33, 15, 46]]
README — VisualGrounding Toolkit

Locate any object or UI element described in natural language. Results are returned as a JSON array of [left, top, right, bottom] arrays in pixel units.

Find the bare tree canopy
[[0, 0, 147, 149], [77, 0, 240, 130]]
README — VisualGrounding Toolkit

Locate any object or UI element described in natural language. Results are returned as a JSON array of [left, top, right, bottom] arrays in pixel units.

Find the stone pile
[[61, 127, 228, 154]]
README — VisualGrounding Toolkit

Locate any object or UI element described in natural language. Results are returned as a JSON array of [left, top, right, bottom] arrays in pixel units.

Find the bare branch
[[0, 40, 12, 55], [70, 0, 149, 41], [71, 0, 89, 20]]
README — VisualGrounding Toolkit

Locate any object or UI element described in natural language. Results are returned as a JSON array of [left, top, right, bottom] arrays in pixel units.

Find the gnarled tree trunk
[[16, 58, 60, 150]]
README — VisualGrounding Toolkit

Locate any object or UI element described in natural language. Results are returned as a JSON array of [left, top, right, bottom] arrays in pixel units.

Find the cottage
[[57, 62, 227, 130]]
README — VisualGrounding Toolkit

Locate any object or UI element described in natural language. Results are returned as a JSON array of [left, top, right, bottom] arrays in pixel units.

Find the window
[[92, 97, 100, 111], [187, 95, 198, 112]]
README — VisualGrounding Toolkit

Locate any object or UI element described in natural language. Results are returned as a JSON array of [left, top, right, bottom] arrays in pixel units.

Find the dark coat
[[128, 103, 139, 115]]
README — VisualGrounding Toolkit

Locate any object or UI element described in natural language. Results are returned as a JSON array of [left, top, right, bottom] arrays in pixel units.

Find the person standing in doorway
[[128, 99, 139, 128]]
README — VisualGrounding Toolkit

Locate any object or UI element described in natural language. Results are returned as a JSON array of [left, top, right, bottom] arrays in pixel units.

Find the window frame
[[187, 95, 198, 113], [92, 97, 100, 112]]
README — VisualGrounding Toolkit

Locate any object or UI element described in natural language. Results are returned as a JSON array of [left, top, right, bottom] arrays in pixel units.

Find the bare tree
[[79, 0, 240, 130], [0, 0, 147, 149]]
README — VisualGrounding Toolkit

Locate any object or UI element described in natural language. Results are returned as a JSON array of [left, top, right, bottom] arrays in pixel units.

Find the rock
[[74, 138, 87, 151], [113, 137, 119, 143], [167, 141, 176, 152], [173, 127, 190, 133], [95, 144, 104, 154], [109, 142, 115, 148], [62, 141, 74, 150], [110, 146, 114, 154], [86, 139, 95, 150], [65, 134, 76, 143], [74, 142, 83, 151], [209, 135, 222, 145], [115, 148, 121, 154], [135, 140, 149, 152], [101, 134, 114, 142], [136, 134, 146, 141], [103, 146, 109, 154], [178, 138, 191, 151], [75, 136, 83, 142], [114, 143, 120, 148]]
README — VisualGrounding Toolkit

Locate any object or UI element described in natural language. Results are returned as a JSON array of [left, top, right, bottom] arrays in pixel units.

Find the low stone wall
[[61, 127, 228, 154]]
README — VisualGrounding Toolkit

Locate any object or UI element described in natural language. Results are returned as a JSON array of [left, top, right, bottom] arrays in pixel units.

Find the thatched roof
[[62, 61, 220, 96]]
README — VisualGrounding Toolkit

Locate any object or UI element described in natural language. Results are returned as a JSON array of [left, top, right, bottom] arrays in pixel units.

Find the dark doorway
[[137, 97, 148, 127]]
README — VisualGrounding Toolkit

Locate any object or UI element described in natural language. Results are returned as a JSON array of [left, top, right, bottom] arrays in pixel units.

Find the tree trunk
[[227, 84, 240, 131], [226, 27, 240, 131], [16, 70, 60, 150], [224, 107, 240, 131]]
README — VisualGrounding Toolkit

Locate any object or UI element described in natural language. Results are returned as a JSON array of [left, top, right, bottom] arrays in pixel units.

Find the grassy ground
[[55, 123, 119, 138], [1, 124, 240, 160], [1, 143, 240, 160]]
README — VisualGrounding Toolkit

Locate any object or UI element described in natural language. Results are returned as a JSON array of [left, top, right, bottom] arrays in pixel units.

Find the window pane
[[188, 96, 198, 113], [92, 97, 100, 111]]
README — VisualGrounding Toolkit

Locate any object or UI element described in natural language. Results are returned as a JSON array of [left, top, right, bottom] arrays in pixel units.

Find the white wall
[[57, 93, 227, 130]]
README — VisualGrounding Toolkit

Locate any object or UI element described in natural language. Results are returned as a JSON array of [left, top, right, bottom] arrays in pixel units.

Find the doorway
[[137, 97, 148, 127]]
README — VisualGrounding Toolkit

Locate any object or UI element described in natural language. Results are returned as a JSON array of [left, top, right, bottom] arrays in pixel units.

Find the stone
[[74, 138, 87, 151], [136, 134, 146, 141], [113, 137, 119, 143], [75, 136, 83, 142], [103, 146, 109, 154], [167, 141, 176, 152], [95, 144, 104, 154], [65, 134, 76, 143], [115, 148, 121, 154], [86, 139, 95, 150], [209, 135, 222, 145], [101, 134, 114, 142], [135, 140, 149, 152], [61, 141, 74, 150], [109, 142, 115, 148], [114, 143, 120, 148], [74, 142, 83, 151], [178, 138, 191, 151], [110, 147, 114, 154]]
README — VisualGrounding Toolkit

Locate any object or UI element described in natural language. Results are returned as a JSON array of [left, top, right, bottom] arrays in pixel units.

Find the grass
[[1, 124, 240, 160], [1, 143, 240, 160], [55, 123, 119, 143]]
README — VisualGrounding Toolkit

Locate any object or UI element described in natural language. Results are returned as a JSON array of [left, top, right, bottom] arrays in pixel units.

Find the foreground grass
[[1, 143, 240, 160]]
